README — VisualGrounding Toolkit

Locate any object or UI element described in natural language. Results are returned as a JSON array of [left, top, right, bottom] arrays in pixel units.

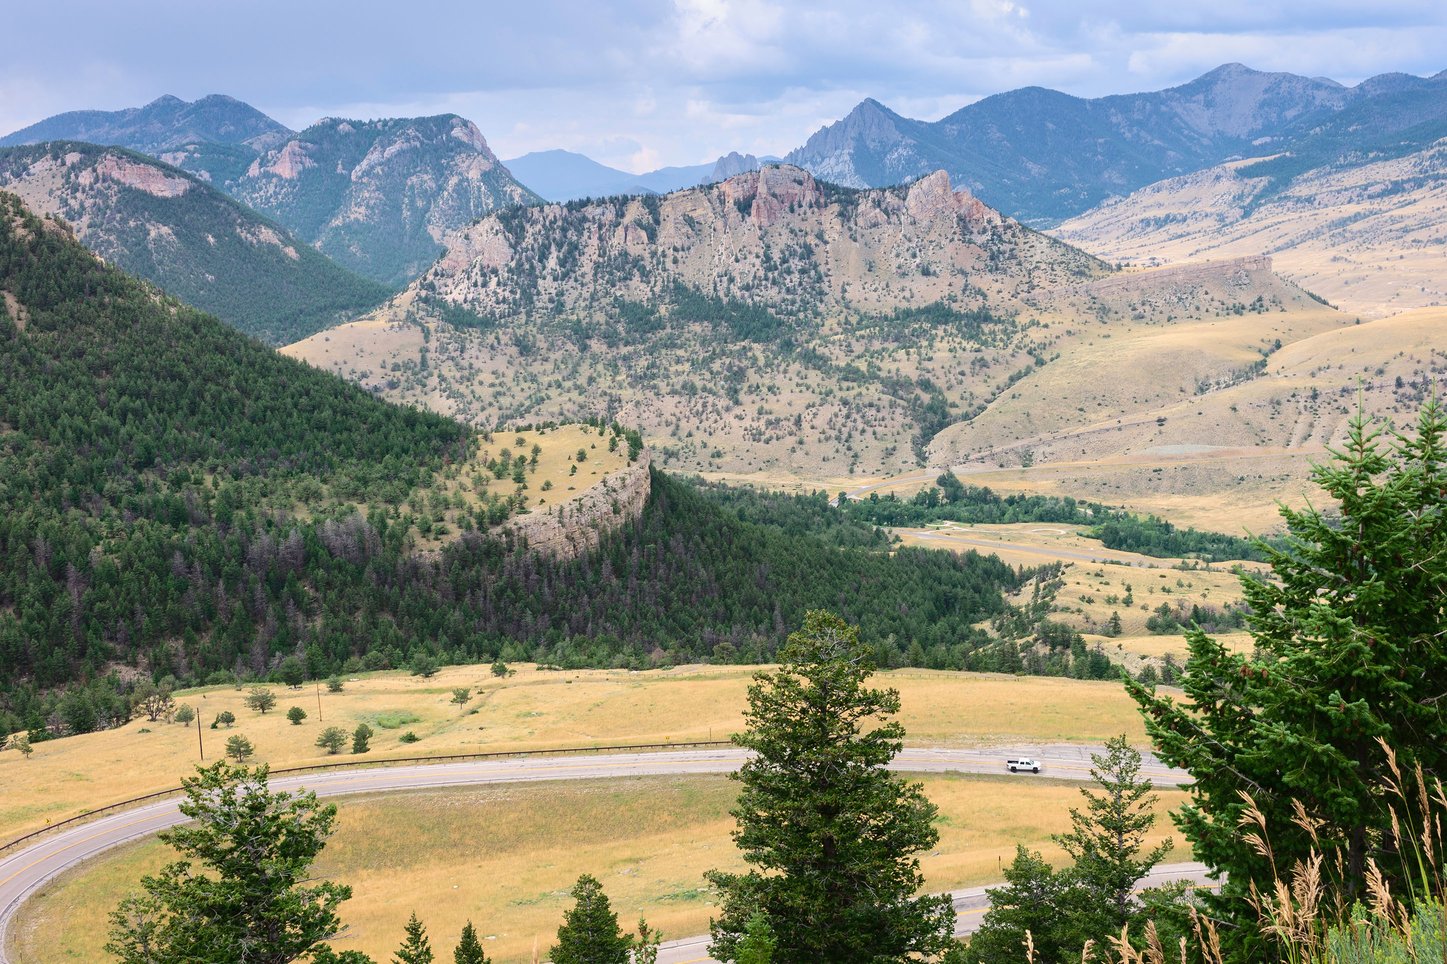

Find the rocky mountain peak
[[904, 170, 996, 225], [230, 112, 539, 285], [447, 116, 491, 154], [709, 151, 761, 181]]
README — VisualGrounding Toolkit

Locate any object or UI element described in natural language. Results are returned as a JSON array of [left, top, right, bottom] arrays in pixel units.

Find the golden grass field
[[9, 772, 1187, 964], [0, 664, 1157, 843]]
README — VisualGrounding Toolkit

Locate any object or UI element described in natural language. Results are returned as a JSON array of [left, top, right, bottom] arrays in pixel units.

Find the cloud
[[1, 0, 1443, 171]]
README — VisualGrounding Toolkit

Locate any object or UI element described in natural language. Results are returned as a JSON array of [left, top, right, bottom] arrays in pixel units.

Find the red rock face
[[719, 167, 824, 228], [88, 154, 192, 198], [905, 170, 997, 227]]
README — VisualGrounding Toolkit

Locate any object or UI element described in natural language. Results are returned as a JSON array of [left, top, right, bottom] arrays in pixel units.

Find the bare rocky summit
[[231, 115, 541, 286]]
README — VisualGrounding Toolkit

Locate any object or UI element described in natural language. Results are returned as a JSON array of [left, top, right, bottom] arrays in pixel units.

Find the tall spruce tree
[[105, 761, 351, 964], [394, 912, 433, 964], [706, 610, 955, 963], [550, 874, 633, 964], [1053, 735, 1172, 938], [1128, 401, 1447, 942], [453, 921, 488, 964]]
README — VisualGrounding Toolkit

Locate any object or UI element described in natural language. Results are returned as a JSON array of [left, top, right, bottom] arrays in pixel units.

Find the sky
[[5, 1, 1446, 173]]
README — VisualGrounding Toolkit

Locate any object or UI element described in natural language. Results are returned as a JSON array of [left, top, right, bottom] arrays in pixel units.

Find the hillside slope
[[922, 272, 1447, 532], [0, 192, 1019, 739], [286, 165, 1110, 477], [1053, 141, 1447, 319], [0, 142, 390, 344], [231, 115, 541, 286]]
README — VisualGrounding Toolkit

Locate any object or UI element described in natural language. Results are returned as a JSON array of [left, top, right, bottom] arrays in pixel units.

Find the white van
[[1006, 757, 1040, 773]]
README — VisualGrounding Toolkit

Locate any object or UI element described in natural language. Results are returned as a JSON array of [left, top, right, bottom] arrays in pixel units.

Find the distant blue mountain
[[504, 149, 776, 202], [784, 63, 1447, 225]]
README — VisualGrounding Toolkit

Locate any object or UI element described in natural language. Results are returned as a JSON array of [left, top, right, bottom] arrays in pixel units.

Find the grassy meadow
[[9, 772, 1187, 963], [0, 663, 1156, 842]]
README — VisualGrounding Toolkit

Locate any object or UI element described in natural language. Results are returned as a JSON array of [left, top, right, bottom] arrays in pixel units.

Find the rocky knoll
[[503, 453, 653, 559], [420, 164, 1096, 320]]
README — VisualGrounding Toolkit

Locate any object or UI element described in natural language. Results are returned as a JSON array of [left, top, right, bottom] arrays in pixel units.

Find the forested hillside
[[0, 194, 1023, 739], [0, 143, 389, 344]]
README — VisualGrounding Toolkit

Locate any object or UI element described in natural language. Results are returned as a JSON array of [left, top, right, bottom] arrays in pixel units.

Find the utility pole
[[316, 681, 323, 722], [198, 714, 205, 762]]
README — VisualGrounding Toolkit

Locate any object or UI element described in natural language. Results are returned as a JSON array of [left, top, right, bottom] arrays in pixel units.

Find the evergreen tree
[[245, 687, 277, 714], [105, 762, 350, 964], [550, 874, 633, 964], [735, 913, 777, 964], [394, 912, 434, 964], [316, 726, 348, 754], [1052, 735, 1172, 942], [1128, 402, 1447, 944], [352, 723, 373, 754], [226, 734, 255, 762], [288, 706, 308, 725], [278, 656, 307, 689], [313, 948, 377, 964], [633, 918, 661, 964], [706, 610, 955, 963], [961, 847, 1085, 964], [452, 920, 488, 964]]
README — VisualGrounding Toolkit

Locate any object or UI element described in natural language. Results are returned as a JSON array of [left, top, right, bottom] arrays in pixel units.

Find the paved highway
[[0, 745, 1190, 963]]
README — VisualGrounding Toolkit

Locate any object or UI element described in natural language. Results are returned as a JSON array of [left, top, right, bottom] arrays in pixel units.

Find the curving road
[[0, 745, 1192, 963]]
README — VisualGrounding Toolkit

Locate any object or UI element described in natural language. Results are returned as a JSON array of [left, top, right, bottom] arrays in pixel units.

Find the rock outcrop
[[503, 453, 652, 559]]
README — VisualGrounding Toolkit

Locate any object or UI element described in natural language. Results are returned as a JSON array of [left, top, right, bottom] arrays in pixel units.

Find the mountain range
[[1, 96, 540, 288], [784, 64, 1447, 225], [7, 63, 1442, 294]]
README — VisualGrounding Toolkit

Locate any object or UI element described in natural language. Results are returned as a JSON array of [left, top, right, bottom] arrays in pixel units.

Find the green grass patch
[[369, 711, 422, 730]]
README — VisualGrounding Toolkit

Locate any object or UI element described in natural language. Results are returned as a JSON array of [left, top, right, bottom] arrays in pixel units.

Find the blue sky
[[6, 1, 1445, 171]]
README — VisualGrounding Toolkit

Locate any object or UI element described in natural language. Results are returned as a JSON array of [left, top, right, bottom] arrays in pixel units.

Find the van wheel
[[1009, 766, 1017, 772], [1032, 767, 1039, 773]]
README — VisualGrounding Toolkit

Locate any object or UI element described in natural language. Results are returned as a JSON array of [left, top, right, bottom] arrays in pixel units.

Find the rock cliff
[[503, 453, 652, 559]]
